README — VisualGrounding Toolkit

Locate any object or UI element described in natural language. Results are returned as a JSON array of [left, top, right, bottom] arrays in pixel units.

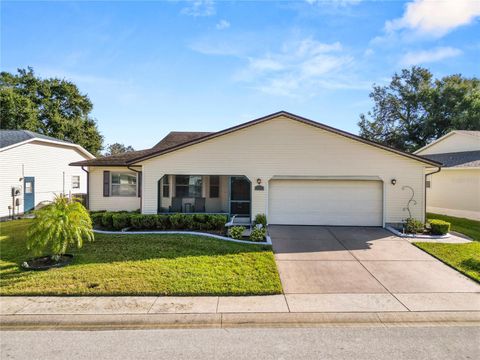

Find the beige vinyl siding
[[0, 141, 89, 218], [88, 167, 141, 212], [417, 133, 480, 155], [427, 169, 480, 219], [139, 116, 427, 224]]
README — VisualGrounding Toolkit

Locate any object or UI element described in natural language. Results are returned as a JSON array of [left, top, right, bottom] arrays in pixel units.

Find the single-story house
[[71, 111, 441, 227], [414, 130, 480, 220], [0, 130, 95, 220]]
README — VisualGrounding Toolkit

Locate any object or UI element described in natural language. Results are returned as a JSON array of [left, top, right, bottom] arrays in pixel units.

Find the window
[[72, 176, 80, 189], [175, 175, 202, 198], [209, 176, 220, 198], [25, 182, 33, 194], [111, 172, 137, 197], [162, 176, 170, 197]]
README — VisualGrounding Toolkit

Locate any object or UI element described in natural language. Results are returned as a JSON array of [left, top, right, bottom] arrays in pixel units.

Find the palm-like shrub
[[27, 194, 94, 259]]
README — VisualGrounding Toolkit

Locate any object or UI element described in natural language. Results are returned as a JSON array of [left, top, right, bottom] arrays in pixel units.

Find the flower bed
[[387, 218, 451, 239]]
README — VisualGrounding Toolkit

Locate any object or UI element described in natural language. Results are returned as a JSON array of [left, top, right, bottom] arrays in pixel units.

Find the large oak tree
[[1, 68, 103, 155], [358, 67, 480, 152]]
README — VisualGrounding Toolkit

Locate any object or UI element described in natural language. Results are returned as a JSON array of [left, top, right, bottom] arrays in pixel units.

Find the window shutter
[[138, 172, 142, 197], [103, 171, 110, 197]]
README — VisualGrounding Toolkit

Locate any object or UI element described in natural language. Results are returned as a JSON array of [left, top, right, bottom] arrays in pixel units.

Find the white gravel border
[[386, 226, 450, 239], [93, 229, 271, 245]]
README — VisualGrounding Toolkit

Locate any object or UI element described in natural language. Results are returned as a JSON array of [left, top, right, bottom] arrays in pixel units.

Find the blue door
[[24, 177, 35, 212]]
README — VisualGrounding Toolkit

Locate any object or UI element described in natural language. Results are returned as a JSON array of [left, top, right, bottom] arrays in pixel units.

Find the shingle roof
[[422, 151, 480, 168], [0, 130, 74, 148], [70, 131, 212, 166], [153, 131, 213, 150]]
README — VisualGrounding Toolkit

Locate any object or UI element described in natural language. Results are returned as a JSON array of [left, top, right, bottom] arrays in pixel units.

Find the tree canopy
[[358, 67, 480, 152], [0, 68, 103, 155], [104, 143, 135, 156]]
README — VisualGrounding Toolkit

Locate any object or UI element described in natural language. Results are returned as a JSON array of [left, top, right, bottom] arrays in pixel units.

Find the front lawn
[[0, 219, 282, 296], [414, 214, 480, 283]]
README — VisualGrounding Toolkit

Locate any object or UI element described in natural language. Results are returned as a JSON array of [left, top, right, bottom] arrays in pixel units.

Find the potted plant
[[23, 194, 94, 270]]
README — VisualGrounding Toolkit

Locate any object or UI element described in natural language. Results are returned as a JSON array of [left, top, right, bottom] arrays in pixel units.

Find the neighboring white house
[[72, 112, 441, 227], [415, 130, 480, 220], [0, 130, 95, 219]]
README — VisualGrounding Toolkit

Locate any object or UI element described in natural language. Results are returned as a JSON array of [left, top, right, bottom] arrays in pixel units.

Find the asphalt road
[[2, 325, 479, 359]]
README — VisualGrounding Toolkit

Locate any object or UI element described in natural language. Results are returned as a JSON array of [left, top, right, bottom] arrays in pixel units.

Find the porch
[[157, 175, 252, 222]]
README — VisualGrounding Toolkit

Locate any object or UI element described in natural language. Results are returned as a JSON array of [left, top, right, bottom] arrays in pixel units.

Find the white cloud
[[234, 38, 357, 96], [181, 0, 215, 17], [216, 20, 230, 30], [386, 0, 480, 37], [400, 46, 462, 66]]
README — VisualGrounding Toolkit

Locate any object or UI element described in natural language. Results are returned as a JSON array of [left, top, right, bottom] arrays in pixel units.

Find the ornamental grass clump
[[27, 194, 94, 261]]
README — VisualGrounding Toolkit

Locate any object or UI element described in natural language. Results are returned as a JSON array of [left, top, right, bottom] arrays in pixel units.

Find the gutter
[[424, 165, 442, 221], [81, 166, 89, 209], [127, 165, 142, 211]]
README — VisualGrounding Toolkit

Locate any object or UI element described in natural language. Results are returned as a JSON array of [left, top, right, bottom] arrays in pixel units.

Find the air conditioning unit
[[11, 186, 21, 197]]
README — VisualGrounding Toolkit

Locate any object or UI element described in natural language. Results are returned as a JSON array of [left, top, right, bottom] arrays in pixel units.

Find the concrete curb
[[93, 229, 271, 246], [2, 311, 479, 330]]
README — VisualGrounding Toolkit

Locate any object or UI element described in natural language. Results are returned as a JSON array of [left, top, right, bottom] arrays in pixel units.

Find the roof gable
[[128, 111, 440, 167], [415, 131, 480, 155], [0, 129, 94, 159]]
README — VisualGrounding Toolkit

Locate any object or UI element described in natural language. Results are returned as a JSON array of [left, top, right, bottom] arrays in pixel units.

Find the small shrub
[[253, 213, 267, 227], [183, 214, 194, 230], [208, 214, 227, 231], [101, 212, 114, 229], [169, 213, 185, 230], [112, 213, 130, 230], [404, 218, 424, 234], [140, 215, 157, 230], [429, 219, 451, 235], [90, 212, 104, 228], [155, 215, 170, 230], [129, 214, 143, 229], [228, 226, 245, 240], [250, 227, 266, 242]]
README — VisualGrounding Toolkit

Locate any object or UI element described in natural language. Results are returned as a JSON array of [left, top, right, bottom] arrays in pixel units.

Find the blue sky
[[2, 0, 480, 150]]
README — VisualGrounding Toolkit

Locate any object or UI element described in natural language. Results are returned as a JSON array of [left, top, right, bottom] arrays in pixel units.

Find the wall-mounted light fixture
[[391, 179, 397, 185], [256, 178, 262, 185]]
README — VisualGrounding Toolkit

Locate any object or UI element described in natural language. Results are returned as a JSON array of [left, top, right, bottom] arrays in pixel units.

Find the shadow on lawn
[[461, 258, 480, 273]]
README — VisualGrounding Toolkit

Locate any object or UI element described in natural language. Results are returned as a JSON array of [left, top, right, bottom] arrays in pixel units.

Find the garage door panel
[[268, 180, 383, 226]]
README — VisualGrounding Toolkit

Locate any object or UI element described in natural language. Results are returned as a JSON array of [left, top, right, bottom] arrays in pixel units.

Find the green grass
[[427, 213, 480, 241], [414, 242, 480, 283], [0, 219, 282, 296], [414, 214, 480, 283]]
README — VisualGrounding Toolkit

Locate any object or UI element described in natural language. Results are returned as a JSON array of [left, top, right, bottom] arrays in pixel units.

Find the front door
[[24, 177, 35, 212], [230, 176, 251, 216]]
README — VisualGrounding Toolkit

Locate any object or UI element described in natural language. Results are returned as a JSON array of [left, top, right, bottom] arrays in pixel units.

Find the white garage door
[[268, 179, 383, 226]]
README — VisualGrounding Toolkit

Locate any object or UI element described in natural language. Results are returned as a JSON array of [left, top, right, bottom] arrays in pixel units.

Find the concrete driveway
[[270, 226, 480, 312]]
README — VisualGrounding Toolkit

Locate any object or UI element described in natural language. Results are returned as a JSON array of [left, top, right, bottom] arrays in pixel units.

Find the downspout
[[424, 165, 441, 221], [81, 166, 89, 209], [127, 165, 142, 212]]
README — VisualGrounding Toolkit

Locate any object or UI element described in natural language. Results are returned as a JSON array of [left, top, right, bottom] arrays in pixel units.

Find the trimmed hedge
[[90, 211, 228, 232], [429, 219, 451, 235]]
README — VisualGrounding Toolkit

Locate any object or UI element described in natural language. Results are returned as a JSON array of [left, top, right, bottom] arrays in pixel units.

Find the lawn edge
[[412, 242, 480, 284]]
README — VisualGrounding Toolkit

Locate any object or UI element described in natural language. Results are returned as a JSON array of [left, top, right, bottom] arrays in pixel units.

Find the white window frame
[[111, 172, 137, 197], [72, 175, 80, 189]]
